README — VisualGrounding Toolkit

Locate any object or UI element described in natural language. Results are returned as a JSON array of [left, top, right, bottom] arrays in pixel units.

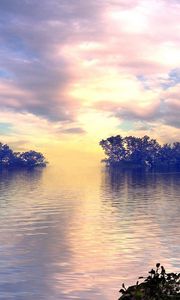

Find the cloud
[[94, 98, 161, 121], [160, 69, 180, 89], [0, 0, 106, 122], [8, 140, 29, 151], [0, 0, 179, 145], [58, 127, 86, 135], [161, 84, 180, 128], [93, 81, 180, 130]]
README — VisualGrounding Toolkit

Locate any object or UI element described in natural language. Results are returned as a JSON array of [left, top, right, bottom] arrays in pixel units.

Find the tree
[[0, 143, 47, 169], [119, 263, 180, 300], [19, 151, 46, 168], [99, 135, 179, 170], [0, 143, 14, 166], [100, 135, 126, 163], [172, 142, 180, 168]]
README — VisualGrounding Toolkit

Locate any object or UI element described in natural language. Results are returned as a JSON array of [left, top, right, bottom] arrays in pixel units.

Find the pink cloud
[[0, 0, 180, 141]]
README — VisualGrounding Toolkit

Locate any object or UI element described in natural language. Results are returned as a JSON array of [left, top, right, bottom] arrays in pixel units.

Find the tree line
[[0, 143, 47, 169], [100, 135, 180, 170]]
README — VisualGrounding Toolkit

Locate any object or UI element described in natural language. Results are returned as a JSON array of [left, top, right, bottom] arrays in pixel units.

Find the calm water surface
[[0, 161, 179, 299]]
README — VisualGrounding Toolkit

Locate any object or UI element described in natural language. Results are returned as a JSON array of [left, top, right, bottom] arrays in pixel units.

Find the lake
[[0, 160, 179, 299]]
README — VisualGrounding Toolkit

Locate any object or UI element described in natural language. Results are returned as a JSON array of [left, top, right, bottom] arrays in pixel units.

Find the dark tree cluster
[[100, 135, 180, 170], [0, 143, 47, 169], [119, 263, 180, 300]]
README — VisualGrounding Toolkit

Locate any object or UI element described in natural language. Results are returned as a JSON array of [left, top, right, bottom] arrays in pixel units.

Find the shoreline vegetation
[[0, 142, 47, 169], [119, 264, 180, 300], [100, 135, 180, 171]]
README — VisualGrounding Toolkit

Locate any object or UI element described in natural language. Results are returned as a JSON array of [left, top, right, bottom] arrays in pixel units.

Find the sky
[[0, 0, 180, 158]]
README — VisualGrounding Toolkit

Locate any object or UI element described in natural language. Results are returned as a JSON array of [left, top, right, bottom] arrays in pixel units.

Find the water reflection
[[0, 165, 179, 299], [0, 169, 48, 300], [101, 167, 180, 270]]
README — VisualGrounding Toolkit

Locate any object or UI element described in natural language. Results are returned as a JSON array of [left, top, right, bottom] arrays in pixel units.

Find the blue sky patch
[[0, 122, 13, 135], [136, 75, 150, 90], [0, 69, 12, 79], [119, 121, 133, 131], [161, 68, 180, 90]]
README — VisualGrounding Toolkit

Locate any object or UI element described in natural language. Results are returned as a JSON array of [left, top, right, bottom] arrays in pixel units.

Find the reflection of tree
[[100, 166, 180, 274], [102, 166, 180, 198], [0, 167, 44, 196], [101, 166, 180, 228], [0, 143, 47, 168], [0, 167, 56, 299], [102, 167, 148, 195]]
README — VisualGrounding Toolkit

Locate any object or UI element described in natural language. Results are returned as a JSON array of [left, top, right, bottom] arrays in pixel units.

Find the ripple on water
[[0, 167, 179, 299]]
